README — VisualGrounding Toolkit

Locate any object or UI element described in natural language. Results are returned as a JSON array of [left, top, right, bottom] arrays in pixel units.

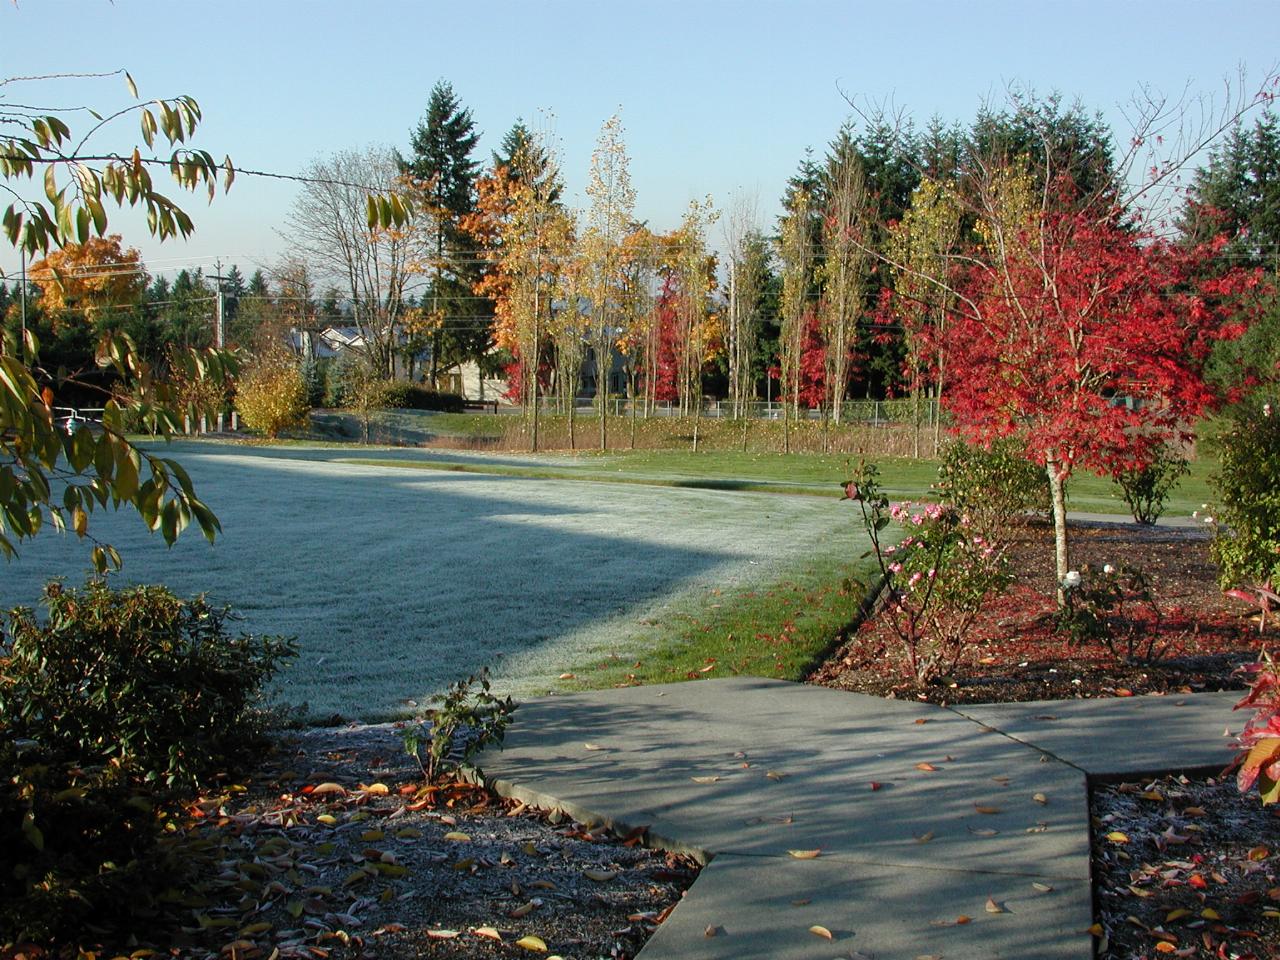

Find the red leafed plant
[[1231, 652, 1280, 805]]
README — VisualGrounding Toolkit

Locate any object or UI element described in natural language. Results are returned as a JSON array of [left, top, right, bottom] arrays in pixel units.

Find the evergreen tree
[[403, 80, 490, 386], [966, 93, 1115, 201], [493, 120, 562, 203], [1180, 111, 1280, 269]]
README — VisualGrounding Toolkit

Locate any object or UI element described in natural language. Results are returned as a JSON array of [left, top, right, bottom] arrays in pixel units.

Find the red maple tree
[[940, 193, 1256, 596]]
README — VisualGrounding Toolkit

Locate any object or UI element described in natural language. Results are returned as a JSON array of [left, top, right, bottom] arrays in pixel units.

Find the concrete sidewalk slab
[[639, 855, 1093, 959], [485, 678, 1090, 878], [475, 677, 1242, 958], [954, 691, 1241, 777]]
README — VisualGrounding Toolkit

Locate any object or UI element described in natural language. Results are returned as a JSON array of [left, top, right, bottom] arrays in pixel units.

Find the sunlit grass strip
[[343, 452, 1216, 517], [556, 547, 880, 691]]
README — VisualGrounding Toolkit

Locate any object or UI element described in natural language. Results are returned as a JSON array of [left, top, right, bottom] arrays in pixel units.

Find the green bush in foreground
[[0, 580, 296, 942], [935, 437, 1046, 540], [1211, 399, 1280, 629]]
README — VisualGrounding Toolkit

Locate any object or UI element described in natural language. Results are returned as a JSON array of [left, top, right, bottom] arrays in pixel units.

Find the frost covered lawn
[[2, 442, 871, 721]]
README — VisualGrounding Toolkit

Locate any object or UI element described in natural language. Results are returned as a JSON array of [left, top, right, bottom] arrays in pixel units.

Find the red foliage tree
[[943, 197, 1256, 597], [652, 276, 682, 404]]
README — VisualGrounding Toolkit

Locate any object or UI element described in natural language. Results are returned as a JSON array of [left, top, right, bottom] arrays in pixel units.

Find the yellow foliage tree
[[235, 352, 308, 439]]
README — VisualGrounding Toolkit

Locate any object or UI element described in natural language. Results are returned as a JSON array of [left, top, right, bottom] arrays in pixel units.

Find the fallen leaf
[[316, 814, 338, 826], [1087, 923, 1105, 937], [974, 804, 1001, 815], [474, 926, 503, 942], [1166, 908, 1191, 922], [968, 827, 999, 837], [915, 762, 939, 772], [1033, 792, 1048, 805], [443, 831, 471, 842], [359, 782, 389, 795], [515, 935, 547, 952], [869, 781, 883, 791], [916, 830, 934, 843], [1183, 806, 1206, 817], [1248, 845, 1271, 861], [510, 901, 536, 918], [558, 672, 575, 679], [791, 898, 811, 906], [691, 776, 721, 784], [584, 869, 618, 882], [955, 915, 972, 924], [310, 782, 346, 796], [914, 718, 929, 725], [699, 663, 716, 672], [1201, 907, 1221, 920], [788, 849, 821, 859], [704, 924, 719, 938], [1032, 881, 1054, 892], [991, 775, 1012, 784], [1106, 831, 1130, 844], [985, 897, 1006, 913], [809, 924, 833, 940], [583, 743, 605, 751], [765, 770, 787, 781], [426, 929, 459, 940]]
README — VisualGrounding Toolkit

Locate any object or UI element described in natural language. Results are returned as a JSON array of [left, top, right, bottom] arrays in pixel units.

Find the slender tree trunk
[[1047, 455, 1071, 607], [911, 386, 921, 459], [783, 402, 791, 454], [531, 303, 540, 453]]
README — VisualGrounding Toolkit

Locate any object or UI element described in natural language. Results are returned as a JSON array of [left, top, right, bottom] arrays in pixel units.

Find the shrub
[[1231, 652, 1280, 805], [1112, 441, 1190, 525], [402, 672, 516, 783], [370, 380, 466, 412], [236, 352, 309, 438], [842, 461, 1012, 684], [1211, 399, 1280, 624], [935, 438, 1046, 540], [0, 580, 296, 940], [1056, 563, 1171, 663]]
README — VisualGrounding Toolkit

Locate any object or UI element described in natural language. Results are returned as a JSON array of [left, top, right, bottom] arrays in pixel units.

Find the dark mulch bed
[[809, 519, 1267, 704], [810, 517, 1280, 958]]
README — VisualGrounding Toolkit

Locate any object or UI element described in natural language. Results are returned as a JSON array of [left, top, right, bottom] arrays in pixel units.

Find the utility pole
[[208, 261, 229, 432], [209, 260, 227, 349]]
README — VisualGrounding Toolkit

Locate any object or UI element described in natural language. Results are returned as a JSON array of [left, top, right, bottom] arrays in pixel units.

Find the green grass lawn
[[557, 545, 869, 691], [346, 447, 1217, 518]]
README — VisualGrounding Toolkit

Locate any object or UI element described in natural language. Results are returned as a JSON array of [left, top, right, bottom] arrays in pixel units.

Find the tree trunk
[[1047, 456, 1071, 607], [911, 388, 921, 459]]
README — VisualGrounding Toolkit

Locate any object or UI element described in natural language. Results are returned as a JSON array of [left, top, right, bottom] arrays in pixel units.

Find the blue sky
[[1, 0, 1276, 280]]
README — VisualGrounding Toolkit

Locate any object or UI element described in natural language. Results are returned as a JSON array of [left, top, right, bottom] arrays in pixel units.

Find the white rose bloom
[[1063, 570, 1082, 589]]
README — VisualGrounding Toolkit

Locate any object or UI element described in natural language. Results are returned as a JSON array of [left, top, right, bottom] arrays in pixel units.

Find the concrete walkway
[[476, 677, 1241, 959]]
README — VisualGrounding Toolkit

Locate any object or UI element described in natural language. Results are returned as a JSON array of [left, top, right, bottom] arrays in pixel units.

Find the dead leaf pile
[[1092, 773, 1280, 959]]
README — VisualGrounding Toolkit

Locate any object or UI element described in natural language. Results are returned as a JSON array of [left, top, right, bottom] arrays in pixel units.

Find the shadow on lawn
[[3, 447, 754, 722]]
